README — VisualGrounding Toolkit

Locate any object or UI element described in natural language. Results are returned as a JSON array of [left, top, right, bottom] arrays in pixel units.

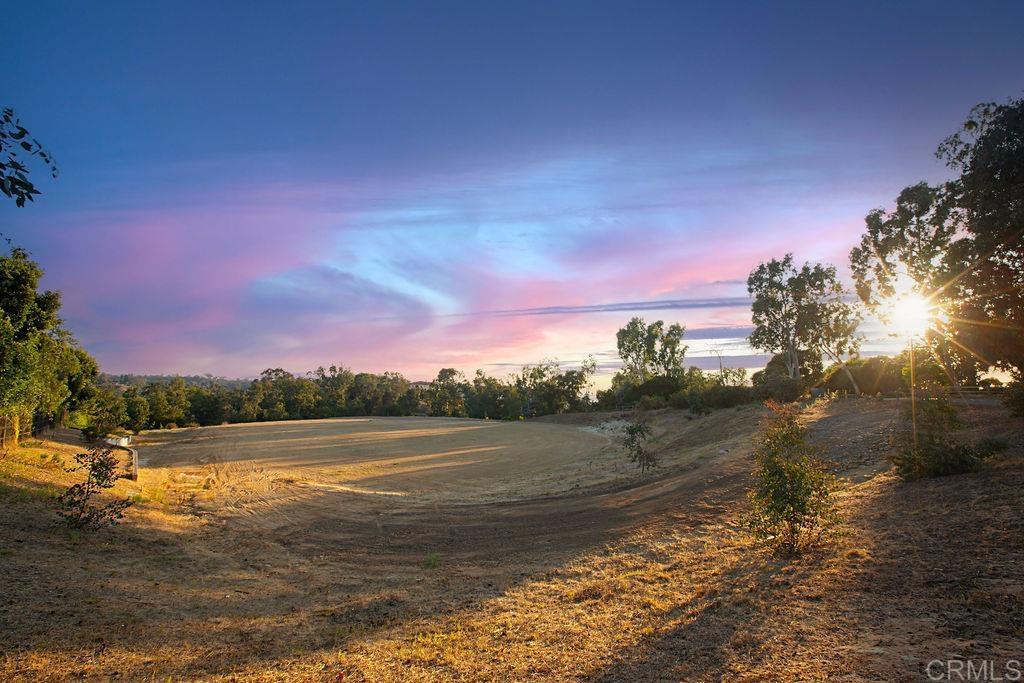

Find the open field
[[1, 398, 1022, 681], [134, 409, 760, 510], [137, 417, 619, 505]]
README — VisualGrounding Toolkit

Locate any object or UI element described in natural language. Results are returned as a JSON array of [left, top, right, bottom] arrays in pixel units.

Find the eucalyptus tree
[[615, 317, 687, 384], [747, 254, 804, 380], [849, 96, 1024, 377], [796, 263, 864, 394], [936, 97, 1024, 375], [749, 255, 863, 390]]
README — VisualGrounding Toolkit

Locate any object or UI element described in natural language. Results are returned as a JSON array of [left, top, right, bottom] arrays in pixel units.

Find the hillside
[[0, 398, 1021, 681]]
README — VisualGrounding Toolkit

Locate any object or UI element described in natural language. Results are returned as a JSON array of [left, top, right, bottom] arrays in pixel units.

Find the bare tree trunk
[[839, 363, 862, 395], [785, 339, 800, 380]]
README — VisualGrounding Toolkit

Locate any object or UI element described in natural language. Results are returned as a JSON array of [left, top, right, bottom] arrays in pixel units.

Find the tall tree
[[936, 97, 1024, 375], [0, 247, 63, 446], [851, 97, 1024, 377], [795, 263, 864, 394], [428, 368, 467, 417], [747, 254, 803, 380], [615, 317, 687, 384]]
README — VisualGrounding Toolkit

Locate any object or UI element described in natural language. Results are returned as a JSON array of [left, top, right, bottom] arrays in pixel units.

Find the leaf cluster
[[0, 107, 58, 207], [57, 444, 133, 531]]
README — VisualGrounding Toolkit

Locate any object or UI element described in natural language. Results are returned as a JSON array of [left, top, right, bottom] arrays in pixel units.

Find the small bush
[[636, 375, 683, 399], [668, 390, 689, 410], [973, 436, 1009, 457], [685, 389, 710, 416], [890, 394, 979, 479], [637, 395, 668, 410], [753, 375, 804, 403], [747, 402, 837, 554], [622, 411, 656, 472], [57, 444, 132, 531], [702, 384, 753, 409], [1004, 381, 1024, 418]]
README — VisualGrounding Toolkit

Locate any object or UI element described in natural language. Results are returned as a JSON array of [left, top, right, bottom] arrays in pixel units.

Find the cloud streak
[[456, 296, 751, 318]]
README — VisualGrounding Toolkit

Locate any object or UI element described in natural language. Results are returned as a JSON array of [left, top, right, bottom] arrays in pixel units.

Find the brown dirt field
[[135, 417, 621, 505], [1, 398, 1022, 681]]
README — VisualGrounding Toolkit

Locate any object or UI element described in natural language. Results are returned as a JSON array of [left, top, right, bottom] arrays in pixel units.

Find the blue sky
[[4, 1, 1023, 382]]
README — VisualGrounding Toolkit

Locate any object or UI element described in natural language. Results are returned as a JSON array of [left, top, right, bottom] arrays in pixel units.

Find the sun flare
[[889, 292, 934, 339]]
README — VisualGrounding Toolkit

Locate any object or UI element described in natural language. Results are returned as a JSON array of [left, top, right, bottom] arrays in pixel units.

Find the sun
[[889, 292, 934, 339]]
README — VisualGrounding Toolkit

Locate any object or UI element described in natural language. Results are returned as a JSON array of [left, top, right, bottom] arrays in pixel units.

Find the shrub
[[622, 411, 656, 472], [890, 394, 979, 479], [1004, 381, 1024, 418], [668, 390, 689, 410], [754, 375, 804, 403], [685, 389, 710, 416], [57, 444, 133, 531], [702, 384, 753, 409], [635, 375, 683, 399], [637, 395, 668, 410], [747, 402, 837, 554], [974, 436, 1009, 456]]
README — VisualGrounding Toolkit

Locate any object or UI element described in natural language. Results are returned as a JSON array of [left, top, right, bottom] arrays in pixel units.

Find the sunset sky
[[6, 1, 1023, 384]]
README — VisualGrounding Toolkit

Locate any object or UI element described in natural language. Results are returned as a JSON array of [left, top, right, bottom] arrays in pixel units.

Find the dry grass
[[1, 399, 1021, 681]]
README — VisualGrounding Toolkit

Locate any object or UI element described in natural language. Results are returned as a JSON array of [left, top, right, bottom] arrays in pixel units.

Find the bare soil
[[1, 398, 1021, 681]]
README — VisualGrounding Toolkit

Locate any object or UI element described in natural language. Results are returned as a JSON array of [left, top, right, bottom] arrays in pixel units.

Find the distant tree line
[[103, 373, 251, 391], [84, 359, 598, 433]]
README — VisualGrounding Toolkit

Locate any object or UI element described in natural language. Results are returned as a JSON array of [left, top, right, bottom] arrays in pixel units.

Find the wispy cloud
[[456, 296, 750, 318]]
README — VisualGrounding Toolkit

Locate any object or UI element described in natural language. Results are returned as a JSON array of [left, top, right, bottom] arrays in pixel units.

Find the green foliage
[[822, 356, 905, 395], [635, 375, 683, 399], [1004, 381, 1024, 418], [622, 412, 655, 472], [753, 375, 804, 403], [748, 254, 861, 388], [109, 356, 595, 431], [616, 317, 687, 384], [889, 394, 980, 479], [683, 389, 709, 415], [428, 368, 468, 417], [636, 394, 667, 410], [714, 366, 748, 387], [851, 97, 1024, 377], [142, 378, 189, 427], [83, 387, 127, 440], [937, 98, 1024, 374], [701, 384, 752, 409], [0, 107, 58, 207], [0, 247, 100, 445], [122, 389, 150, 432], [57, 444, 132, 531], [752, 351, 822, 388], [747, 402, 837, 554]]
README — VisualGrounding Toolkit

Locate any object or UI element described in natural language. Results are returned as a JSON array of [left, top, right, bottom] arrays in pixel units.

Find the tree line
[[82, 360, 599, 434]]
